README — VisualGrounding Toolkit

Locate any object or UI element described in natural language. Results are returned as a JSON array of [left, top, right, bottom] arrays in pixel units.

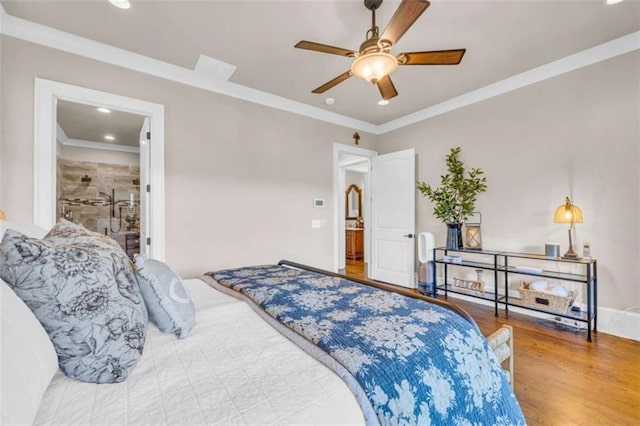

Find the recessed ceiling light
[[378, 99, 389, 106], [109, 0, 131, 9], [97, 107, 111, 113], [324, 97, 335, 105], [606, 0, 624, 4], [104, 135, 116, 141]]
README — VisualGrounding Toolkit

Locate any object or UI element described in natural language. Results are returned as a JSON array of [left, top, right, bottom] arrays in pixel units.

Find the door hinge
[[146, 237, 151, 245], [146, 131, 151, 140], [146, 184, 151, 193]]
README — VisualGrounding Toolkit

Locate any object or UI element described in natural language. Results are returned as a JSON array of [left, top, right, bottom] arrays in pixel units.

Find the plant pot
[[446, 223, 463, 250]]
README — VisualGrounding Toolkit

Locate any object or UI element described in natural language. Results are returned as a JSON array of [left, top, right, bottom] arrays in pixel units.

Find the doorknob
[[403, 234, 415, 238]]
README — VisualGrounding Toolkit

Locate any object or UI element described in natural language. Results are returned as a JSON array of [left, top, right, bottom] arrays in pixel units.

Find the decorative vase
[[446, 223, 463, 250]]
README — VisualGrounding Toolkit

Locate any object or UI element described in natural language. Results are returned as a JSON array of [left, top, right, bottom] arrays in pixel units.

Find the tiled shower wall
[[56, 159, 140, 250]]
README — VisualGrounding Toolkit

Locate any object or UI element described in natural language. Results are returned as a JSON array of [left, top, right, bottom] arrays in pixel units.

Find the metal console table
[[433, 247, 597, 342]]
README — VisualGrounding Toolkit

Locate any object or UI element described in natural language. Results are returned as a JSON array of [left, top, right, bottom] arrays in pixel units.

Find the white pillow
[[1, 278, 59, 425]]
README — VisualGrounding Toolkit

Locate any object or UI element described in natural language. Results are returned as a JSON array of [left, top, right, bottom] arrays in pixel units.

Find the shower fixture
[[100, 189, 116, 217], [99, 189, 122, 233], [81, 175, 92, 183]]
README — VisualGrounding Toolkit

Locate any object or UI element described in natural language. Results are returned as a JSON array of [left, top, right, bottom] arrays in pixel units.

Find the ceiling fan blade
[[376, 75, 398, 100], [295, 40, 356, 57], [312, 71, 353, 94], [380, 0, 430, 47], [398, 49, 466, 65]]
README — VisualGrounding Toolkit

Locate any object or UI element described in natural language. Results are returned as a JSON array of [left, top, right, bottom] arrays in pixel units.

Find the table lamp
[[553, 196, 583, 259]]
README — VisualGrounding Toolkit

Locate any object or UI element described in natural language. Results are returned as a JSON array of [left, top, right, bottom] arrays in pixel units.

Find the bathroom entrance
[[345, 168, 366, 271], [334, 144, 416, 287], [55, 99, 147, 258], [333, 143, 376, 277]]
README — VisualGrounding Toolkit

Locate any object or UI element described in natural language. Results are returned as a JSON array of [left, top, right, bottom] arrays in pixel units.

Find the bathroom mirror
[[345, 184, 362, 220]]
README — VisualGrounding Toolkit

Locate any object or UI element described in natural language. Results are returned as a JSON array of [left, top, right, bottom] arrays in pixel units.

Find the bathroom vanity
[[346, 228, 364, 261]]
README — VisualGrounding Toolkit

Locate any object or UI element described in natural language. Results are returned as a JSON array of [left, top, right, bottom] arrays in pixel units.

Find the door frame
[[138, 117, 151, 258], [34, 78, 166, 261], [332, 143, 377, 272]]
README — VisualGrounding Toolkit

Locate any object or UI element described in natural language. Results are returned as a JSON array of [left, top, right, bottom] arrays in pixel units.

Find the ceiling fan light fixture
[[350, 52, 398, 83], [378, 99, 389, 106]]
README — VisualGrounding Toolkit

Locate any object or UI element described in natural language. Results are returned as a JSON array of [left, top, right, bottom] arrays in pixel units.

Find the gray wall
[[0, 36, 376, 277], [377, 52, 640, 312], [2, 35, 638, 314]]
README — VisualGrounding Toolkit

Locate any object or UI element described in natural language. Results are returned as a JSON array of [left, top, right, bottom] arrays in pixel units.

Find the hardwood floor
[[342, 261, 640, 425]]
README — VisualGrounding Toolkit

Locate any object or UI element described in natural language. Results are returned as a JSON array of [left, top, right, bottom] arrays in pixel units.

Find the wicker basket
[[518, 282, 576, 313]]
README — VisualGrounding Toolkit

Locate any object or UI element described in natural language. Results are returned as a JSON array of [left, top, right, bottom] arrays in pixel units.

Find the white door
[[139, 117, 150, 257], [370, 149, 416, 288]]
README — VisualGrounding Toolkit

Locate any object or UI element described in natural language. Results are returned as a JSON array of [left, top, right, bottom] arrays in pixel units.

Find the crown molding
[[0, 6, 377, 135], [1, 4, 638, 136], [63, 138, 140, 154], [56, 123, 139, 153], [378, 31, 640, 134]]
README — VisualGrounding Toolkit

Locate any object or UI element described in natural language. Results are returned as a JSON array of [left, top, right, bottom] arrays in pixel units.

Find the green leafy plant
[[417, 147, 487, 224]]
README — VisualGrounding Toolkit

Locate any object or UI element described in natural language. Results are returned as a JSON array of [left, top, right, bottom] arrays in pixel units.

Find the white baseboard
[[596, 306, 640, 341], [442, 292, 640, 342]]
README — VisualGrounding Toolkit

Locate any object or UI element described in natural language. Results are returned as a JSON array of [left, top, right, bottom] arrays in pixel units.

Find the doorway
[[55, 99, 146, 258], [34, 78, 166, 261], [332, 143, 376, 274], [333, 144, 416, 288], [344, 167, 367, 275]]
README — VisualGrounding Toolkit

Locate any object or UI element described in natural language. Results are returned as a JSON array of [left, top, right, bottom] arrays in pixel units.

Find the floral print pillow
[[0, 221, 148, 384], [44, 219, 123, 251]]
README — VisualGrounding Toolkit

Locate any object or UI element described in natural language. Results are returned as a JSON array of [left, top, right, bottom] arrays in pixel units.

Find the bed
[[1, 221, 523, 425]]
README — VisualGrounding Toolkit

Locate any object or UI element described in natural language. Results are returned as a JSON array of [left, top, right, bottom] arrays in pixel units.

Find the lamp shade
[[553, 196, 583, 224], [350, 52, 398, 83]]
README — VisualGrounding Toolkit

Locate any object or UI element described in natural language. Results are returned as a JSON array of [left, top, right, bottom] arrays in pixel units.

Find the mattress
[[34, 279, 364, 425]]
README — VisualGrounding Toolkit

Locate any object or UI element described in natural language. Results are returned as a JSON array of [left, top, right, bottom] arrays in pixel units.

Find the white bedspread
[[34, 279, 364, 425]]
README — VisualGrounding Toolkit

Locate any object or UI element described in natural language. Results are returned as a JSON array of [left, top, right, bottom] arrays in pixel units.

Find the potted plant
[[417, 147, 487, 249]]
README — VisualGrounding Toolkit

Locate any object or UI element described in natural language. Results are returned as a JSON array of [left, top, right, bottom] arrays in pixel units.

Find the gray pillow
[[134, 254, 195, 339], [0, 220, 148, 384]]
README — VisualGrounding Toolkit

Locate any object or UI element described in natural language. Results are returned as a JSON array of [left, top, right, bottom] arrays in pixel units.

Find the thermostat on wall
[[314, 199, 325, 208]]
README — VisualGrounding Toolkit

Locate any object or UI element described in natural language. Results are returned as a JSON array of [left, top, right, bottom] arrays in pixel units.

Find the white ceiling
[[3, 0, 640, 125], [57, 99, 146, 147]]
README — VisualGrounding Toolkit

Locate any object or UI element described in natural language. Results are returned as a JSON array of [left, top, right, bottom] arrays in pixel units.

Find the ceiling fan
[[295, 0, 466, 100]]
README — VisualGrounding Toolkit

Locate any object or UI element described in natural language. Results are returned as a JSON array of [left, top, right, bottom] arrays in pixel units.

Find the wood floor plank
[[342, 261, 640, 425]]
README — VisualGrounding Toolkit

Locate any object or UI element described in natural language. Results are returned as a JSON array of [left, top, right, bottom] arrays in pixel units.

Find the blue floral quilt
[[210, 265, 525, 425]]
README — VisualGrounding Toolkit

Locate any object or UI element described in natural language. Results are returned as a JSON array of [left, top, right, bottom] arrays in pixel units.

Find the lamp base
[[562, 228, 581, 260], [562, 248, 580, 260]]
